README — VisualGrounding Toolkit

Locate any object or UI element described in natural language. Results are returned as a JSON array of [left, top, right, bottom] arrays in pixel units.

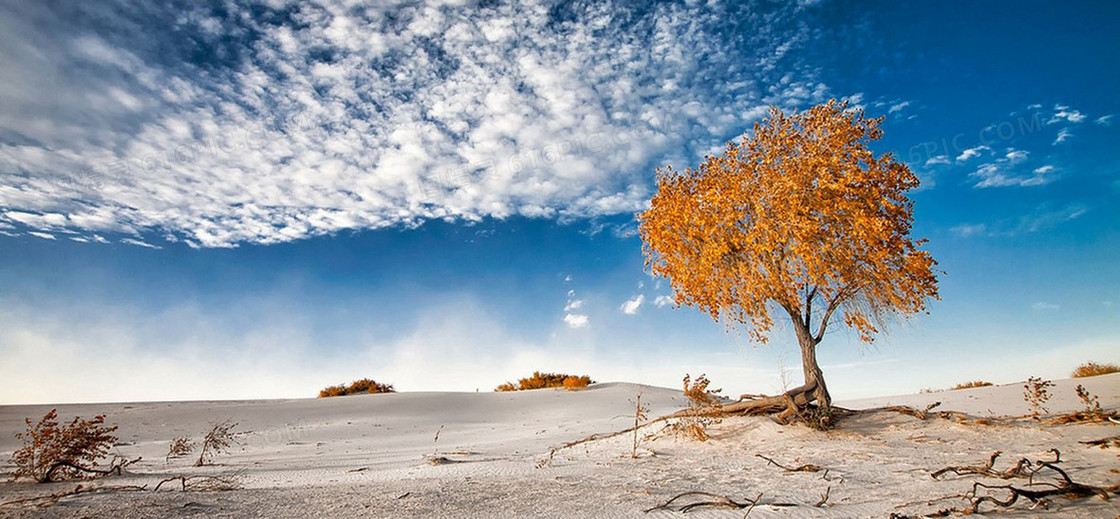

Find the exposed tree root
[[755, 454, 821, 473], [863, 402, 996, 425], [930, 451, 1030, 480]]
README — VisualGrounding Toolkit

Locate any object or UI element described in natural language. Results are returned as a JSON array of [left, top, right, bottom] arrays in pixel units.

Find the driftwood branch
[[1080, 435, 1120, 448], [153, 473, 243, 492], [646, 491, 801, 514], [755, 454, 821, 473], [41, 456, 141, 483], [0, 483, 147, 509], [963, 449, 1119, 513], [814, 486, 831, 507], [867, 402, 995, 425], [930, 451, 1030, 480]]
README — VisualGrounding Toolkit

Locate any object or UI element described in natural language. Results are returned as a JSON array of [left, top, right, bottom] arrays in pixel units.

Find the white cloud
[[888, 100, 911, 114], [971, 152, 1053, 189], [619, 294, 645, 315], [653, 295, 675, 307], [0, 2, 826, 247], [27, 231, 56, 240], [1096, 114, 1113, 126], [950, 223, 987, 238], [1053, 127, 1073, 144], [1004, 149, 1028, 163], [563, 313, 590, 328], [924, 155, 950, 167], [564, 299, 584, 312], [1031, 302, 1060, 311], [956, 145, 990, 162], [120, 237, 161, 249], [1048, 105, 1086, 124]]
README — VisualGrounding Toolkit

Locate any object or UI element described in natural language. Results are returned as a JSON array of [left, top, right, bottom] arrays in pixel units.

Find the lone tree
[[639, 99, 939, 422]]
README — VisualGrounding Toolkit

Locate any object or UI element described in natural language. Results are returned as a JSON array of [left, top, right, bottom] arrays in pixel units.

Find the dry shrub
[[1023, 376, 1054, 420], [671, 374, 723, 441], [11, 409, 119, 483], [1071, 361, 1120, 378], [493, 371, 595, 391], [951, 381, 993, 390], [166, 435, 195, 462], [195, 420, 239, 467], [318, 378, 395, 398], [1050, 385, 1118, 424]]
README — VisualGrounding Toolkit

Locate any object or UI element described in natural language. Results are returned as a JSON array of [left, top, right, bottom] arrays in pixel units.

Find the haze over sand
[[1, 375, 1118, 517]]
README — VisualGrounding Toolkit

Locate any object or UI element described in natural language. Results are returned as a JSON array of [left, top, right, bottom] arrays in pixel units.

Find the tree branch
[[813, 289, 848, 342]]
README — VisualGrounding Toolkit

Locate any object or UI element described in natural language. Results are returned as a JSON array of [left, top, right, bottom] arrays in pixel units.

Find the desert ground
[[1, 374, 1118, 518]]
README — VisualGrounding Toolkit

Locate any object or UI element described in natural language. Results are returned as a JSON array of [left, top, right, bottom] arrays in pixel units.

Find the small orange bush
[[318, 378, 395, 398], [562, 376, 591, 390], [951, 381, 993, 390], [1071, 362, 1120, 378], [494, 371, 594, 391]]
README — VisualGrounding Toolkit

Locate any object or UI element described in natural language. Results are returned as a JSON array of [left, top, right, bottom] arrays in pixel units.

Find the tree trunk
[[797, 328, 831, 414]]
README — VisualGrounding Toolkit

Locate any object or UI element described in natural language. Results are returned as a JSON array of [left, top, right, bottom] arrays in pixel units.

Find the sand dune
[[1, 376, 1118, 517]]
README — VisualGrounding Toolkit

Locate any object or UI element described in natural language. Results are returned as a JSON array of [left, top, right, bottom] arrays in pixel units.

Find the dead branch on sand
[[955, 449, 1118, 514], [755, 454, 821, 473], [645, 491, 800, 514], [1, 472, 243, 511], [930, 451, 1030, 480], [865, 401, 997, 425], [0, 483, 147, 509], [41, 455, 142, 483], [153, 473, 244, 492], [1080, 435, 1120, 448]]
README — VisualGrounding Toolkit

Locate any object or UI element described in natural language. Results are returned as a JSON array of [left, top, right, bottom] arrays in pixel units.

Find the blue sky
[[1, 1, 1117, 404]]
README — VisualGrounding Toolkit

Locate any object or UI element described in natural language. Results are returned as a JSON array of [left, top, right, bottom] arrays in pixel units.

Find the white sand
[[1, 375, 1118, 517]]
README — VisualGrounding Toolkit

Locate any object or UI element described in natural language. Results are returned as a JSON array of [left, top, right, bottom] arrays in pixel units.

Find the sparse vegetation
[[1022, 376, 1054, 420], [631, 391, 650, 459], [494, 371, 594, 391], [11, 409, 119, 483], [195, 420, 239, 467], [951, 381, 993, 390], [671, 374, 723, 441], [1071, 361, 1120, 378], [165, 435, 195, 463], [318, 378, 395, 398], [1049, 385, 1118, 424]]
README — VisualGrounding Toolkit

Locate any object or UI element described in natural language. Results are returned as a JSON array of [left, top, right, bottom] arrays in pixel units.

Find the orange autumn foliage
[[494, 372, 594, 392], [640, 99, 938, 344], [639, 100, 939, 409]]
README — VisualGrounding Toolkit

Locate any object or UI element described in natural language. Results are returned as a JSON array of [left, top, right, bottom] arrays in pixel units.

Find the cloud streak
[[0, 1, 825, 247]]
